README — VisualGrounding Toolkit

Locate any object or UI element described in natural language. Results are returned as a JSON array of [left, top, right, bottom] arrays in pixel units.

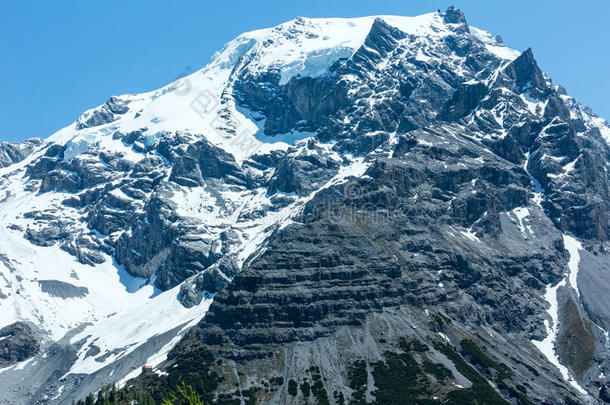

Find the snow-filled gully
[[525, 150, 587, 395]]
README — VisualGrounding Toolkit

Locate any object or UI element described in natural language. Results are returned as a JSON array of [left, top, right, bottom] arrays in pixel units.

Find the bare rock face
[[0, 138, 43, 168], [75, 96, 130, 130], [267, 142, 341, 196], [442, 6, 469, 32], [0, 322, 39, 366], [557, 296, 596, 380], [500, 48, 549, 98], [185, 125, 562, 343]]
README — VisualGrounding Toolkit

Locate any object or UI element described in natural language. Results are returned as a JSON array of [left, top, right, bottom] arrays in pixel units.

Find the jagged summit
[[442, 5, 470, 33], [502, 47, 549, 97], [1, 7, 610, 404], [45, 9, 516, 151]]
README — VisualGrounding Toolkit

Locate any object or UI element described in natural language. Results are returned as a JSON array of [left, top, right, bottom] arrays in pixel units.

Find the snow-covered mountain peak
[[216, 11, 521, 85], [2, 7, 610, 403], [224, 13, 444, 84], [43, 10, 525, 166]]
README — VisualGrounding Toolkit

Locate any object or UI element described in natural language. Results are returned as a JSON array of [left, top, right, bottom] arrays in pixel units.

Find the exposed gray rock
[[0, 138, 43, 168], [155, 235, 219, 290], [75, 104, 116, 130], [178, 257, 239, 308], [579, 248, 610, 334], [0, 322, 39, 366], [267, 142, 341, 196], [442, 5, 470, 33], [499, 48, 549, 98], [25, 224, 69, 247], [179, 279, 204, 308], [437, 82, 488, 121], [168, 138, 248, 187], [75, 96, 130, 130]]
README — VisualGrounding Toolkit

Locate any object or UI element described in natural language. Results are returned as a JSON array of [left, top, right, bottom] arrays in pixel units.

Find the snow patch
[[532, 235, 587, 395], [512, 207, 531, 237], [64, 289, 212, 376], [563, 234, 582, 298], [532, 278, 587, 395], [524, 150, 545, 207], [279, 46, 353, 85], [460, 229, 480, 242], [470, 27, 520, 61]]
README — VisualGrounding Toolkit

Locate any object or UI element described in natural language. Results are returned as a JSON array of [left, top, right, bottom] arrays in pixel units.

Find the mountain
[[1, 7, 610, 404], [0, 138, 43, 168]]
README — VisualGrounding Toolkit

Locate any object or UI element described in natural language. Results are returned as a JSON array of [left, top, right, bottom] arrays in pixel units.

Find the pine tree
[[161, 382, 204, 405], [109, 384, 116, 403]]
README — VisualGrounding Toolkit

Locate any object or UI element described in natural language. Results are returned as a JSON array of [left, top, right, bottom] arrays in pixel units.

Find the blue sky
[[1, 0, 608, 142]]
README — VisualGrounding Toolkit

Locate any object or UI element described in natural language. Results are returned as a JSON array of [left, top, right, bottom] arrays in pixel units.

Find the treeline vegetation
[[72, 381, 204, 405]]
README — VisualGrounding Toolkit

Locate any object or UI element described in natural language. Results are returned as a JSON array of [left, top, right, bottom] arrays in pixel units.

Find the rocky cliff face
[[1, 7, 610, 404], [0, 138, 43, 168], [0, 322, 39, 366]]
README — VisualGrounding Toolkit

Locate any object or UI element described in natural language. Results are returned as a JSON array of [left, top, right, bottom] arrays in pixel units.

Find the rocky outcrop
[[437, 82, 488, 121], [0, 138, 43, 168], [178, 257, 239, 308], [442, 6, 470, 33], [167, 138, 248, 187], [267, 142, 341, 196], [0, 322, 39, 366], [500, 48, 549, 98], [75, 96, 130, 130]]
